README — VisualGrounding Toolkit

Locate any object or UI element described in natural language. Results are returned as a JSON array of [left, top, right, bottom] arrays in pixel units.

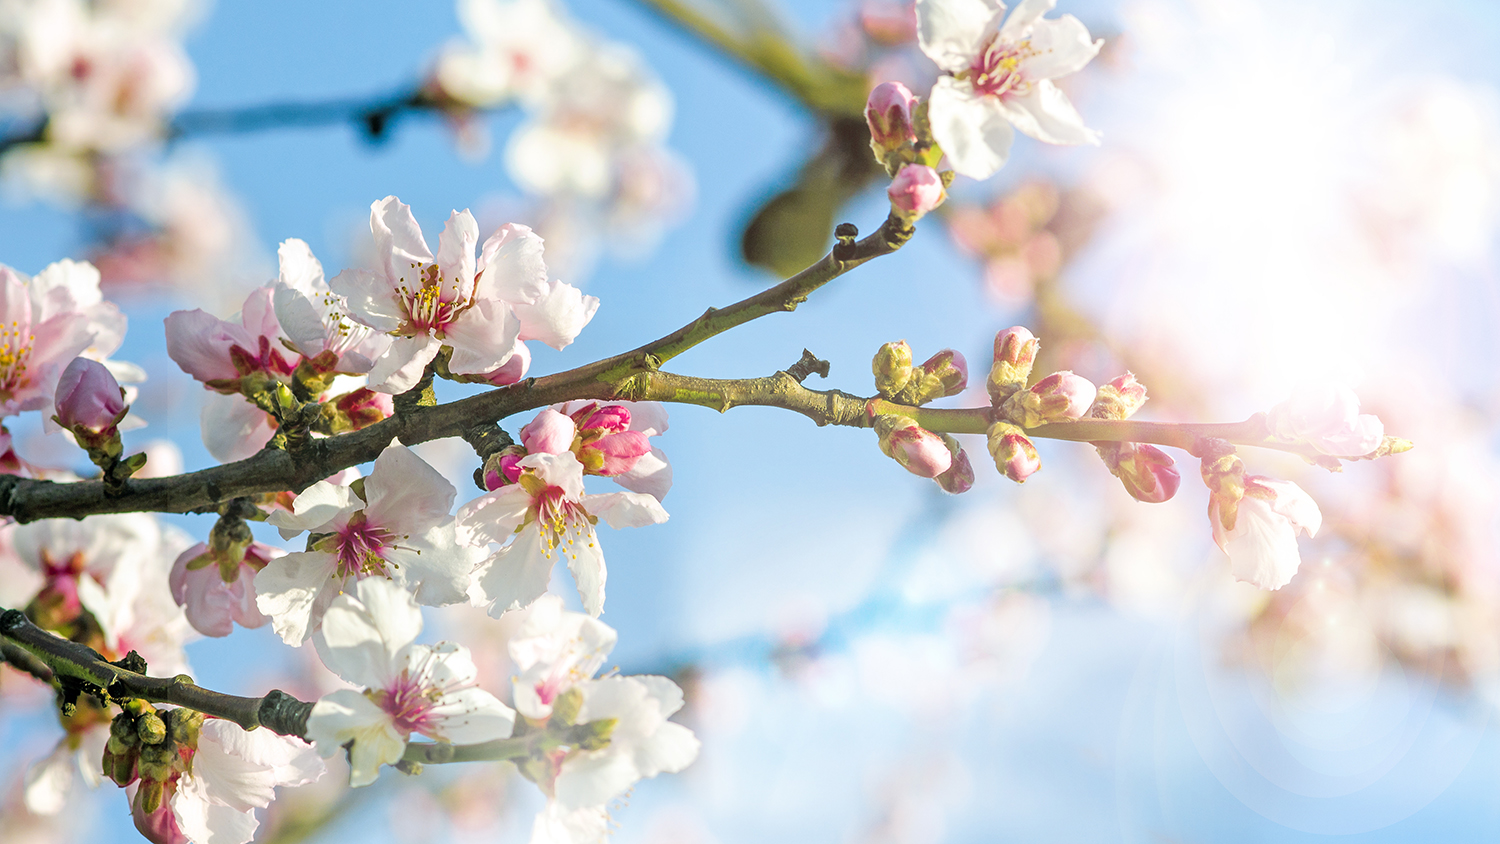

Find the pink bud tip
[[866, 81, 917, 148], [521, 409, 578, 455], [993, 326, 1038, 367], [55, 357, 125, 433], [1030, 371, 1096, 421], [888, 164, 946, 219]]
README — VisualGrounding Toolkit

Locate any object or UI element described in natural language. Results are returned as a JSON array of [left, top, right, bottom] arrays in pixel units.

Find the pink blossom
[[1210, 475, 1322, 590], [53, 356, 124, 433], [168, 542, 279, 638], [0, 260, 125, 417], [164, 286, 296, 393], [888, 164, 947, 219], [1266, 384, 1385, 458]]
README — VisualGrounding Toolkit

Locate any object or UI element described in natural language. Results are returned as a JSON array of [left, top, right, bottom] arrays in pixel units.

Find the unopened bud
[[567, 717, 619, 751], [888, 164, 946, 221], [1199, 440, 1246, 531], [136, 710, 166, 745], [1090, 372, 1148, 420], [987, 326, 1039, 404], [137, 779, 164, 815], [872, 341, 914, 397], [875, 415, 953, 478], [905, 349, 968, 403], [935, 437, 974, 494], [866, 81, 917, 168], [1099, 442, 1180, 503], [987, 421, 1040, 483], [1004, 371, 1096, 428], [330, 388, 393, 433], [482, 446, 526, 490], [167, 708, 203, 749], [54, 357, 127, 435], [520, 408, 578, 455], [550, 686, 584, 727]]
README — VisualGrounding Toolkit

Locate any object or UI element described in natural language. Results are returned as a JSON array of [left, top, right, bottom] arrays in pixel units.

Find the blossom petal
[[443, 298, 522, 375], [995, 79, 1101, 145], [171, 776, 260, 844], [471, 528, 555, 618], [456, 486, 533, 545], [304, 689, 406, 787], [254, 551, 340, 645], [277, 238, 324, 292], [367, 334, 444, 394], [329, 268, 403, 333], [512, 279, 599, 350], [929, 76, 1015, 179], [372, 196, 435, 285], [566, 528, 606, 617], [200, 394, 276, 464], [387, 524, 482, 607], [998, 0, 1055, 40], [364, 442, 457, 536], [318, 577, 425, 687], [425, 684, 516, 745], [917, 0, 1007, 74], [1021, 13, 1101, 80], [611, 446, 672, 501], [476, 223, 549, 304], [268, 481, 360, 539], [584, 491, 669, 530], [435, 210, 479, 296], [190, 720, 322, 813]]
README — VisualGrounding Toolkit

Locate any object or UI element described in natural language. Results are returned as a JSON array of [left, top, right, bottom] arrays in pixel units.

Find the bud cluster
[[983, 326, 1096, 484], [872, 341, 968, 406], [1089, 372, 1180, 503], [482, 401, 657, 490], [103, 700, 206, 843], [866, 82, 952, 222], [868, 341, 974, 493]]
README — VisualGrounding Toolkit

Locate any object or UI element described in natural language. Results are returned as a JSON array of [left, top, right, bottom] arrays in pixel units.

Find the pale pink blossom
[[1211, 476, 1322, 590], [552, 399, 672, 499], [458, 451, 668, 618], [1266, 384, 1385, 458], [257, 441, 480, 645], [270, 239, 392, 375], [918, 0, 1102, 179], [164, 286, 296, 392], [305, 578, 515, 787], [0, 259, 128, 417], [169, 541, 279, 638]]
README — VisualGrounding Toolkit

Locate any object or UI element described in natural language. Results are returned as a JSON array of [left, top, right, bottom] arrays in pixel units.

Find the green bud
[[136, 711, 166, 745], [138, 779, 164, 815], [872, 341, 914, 397], [110, 713, 139, 744], [167, 708, 203, 749]]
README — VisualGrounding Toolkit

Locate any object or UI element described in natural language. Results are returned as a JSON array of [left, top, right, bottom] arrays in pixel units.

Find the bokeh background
[[2, 0, 1500, 841]]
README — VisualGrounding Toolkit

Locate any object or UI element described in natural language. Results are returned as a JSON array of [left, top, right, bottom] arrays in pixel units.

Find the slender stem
[[0, 215, 912, 523], [401, 737, 536, 765]]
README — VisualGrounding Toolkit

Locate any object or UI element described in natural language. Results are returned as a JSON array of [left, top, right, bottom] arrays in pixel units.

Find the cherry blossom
[[169, 541, 279, 638], [435, 0, 584, 108], [256, 441, 479, 645], [0, 258, 129, 417], [330, 197, 596, 394], [1266, 384, 1385, 458], [304, 577, 515, 787], [1210, 475, 1323, 590], [163, 285, 295, 393], [917, 0, 1102, 179], [458, 450, 668, 618], [270, 238, 392, 376]]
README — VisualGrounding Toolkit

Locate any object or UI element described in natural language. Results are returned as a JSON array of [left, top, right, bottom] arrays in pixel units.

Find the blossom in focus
[[53, 355, 125, 434], [169, 541, 279, 638], [1266, 383, 1385, 458], [917, 0, 1102, 179], [164, 285, 295, 393], [305, 577, 515, 787], [270, 238, 391, 376], [331, 197, 596, 393], [0, 258, 129, 417], [458, 450, 668, 618], [507, 596, 700, 842], [1210, 475, 1322, 590], [256, 441, 478, 645]]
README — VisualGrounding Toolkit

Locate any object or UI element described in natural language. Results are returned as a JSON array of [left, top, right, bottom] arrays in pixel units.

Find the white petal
[[317, 578, 425, 687], [254, 551, 340, 645], [364, 442, 457, 535], [304, 690, 406, 787], [583, 491, 669, 529], [998, 0, 1055, 40], [1020, 13, 1101, 80], [367, 334, 443, 394], [268, 481, 360, 539], [277, 238, 325, 293], [456, 486, 533, 546], [371, 196, 435, 287], [472, 529, 555, 618], [531, 802, 610, 844], [929, 76, 1016, 179], [476, 223, 549, 304], [23, 739, 76, 815], [329, 268, 403, 333], [426, 685, 517, 745], [171, 775, 260, 844], [444, 298, 522, 374], [272, 284, 329, 359], [200, 394, 276, 464], [512, 279, 599, 350], [995, 79, 1101, 145], [917, 0, 1007, 73], [435, 210, 479, 295], [387, 524, 483, 607], [566, 530, 606, 617], [611, 447, 672, 501]]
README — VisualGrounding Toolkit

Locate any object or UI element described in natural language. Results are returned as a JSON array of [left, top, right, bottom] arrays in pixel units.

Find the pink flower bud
[[888, 164, 946, 220], [872, 340, 914, 396], [521, 408, 578, 455], [914, 348, 968, 401], [875, 415, 953, 478], [935, 443, 974, 494], [1090, 371, 1147, 420], [1099, 442, 1180, 503], [484, 445, 528, 489], [1005, 370, 1096, 427], [866, 81, 917, 161], [987, 421, 1040, 482], [54, 357, 125, 433], [987, 326, 1039, 404], [573, 403, 631, 435], [332, 388, 393, 431]]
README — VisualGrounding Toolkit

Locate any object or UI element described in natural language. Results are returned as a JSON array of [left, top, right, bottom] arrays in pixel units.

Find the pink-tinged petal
[[591, 431, 651, 475], [521, 408, 578, 454], [254, 551, 340, 645], [567, 530, 606, 617], [199, 394, 276, 464], [443, 298, 521, 375], [613, 447, 672, 501], [998, 0, 1056, 39], [929, 76, 1016, 179], [512, 279, 598, 350], [1255, 477, 1323, 538], [277, 238, 324, 293], [471, 529, 556, 618], [371, 196, 435, 286], [623, 401, 669, 436], [435, 209, 480, 295], [164, 309, 247, 383], [304, 689, 406, 787], [328, 268, 403, 332], [364, 442, 457, 535], [240, 286, 283, 343], [481, 341, 531, 385], [1021, 13, 1102, 80], [476, 223, 549, 304], [456, 485, 534, 545], [169, 544, 270, 638], [520, 451, 587, 499], [171, 775, 260, 844], [367, 334, 444, 394], [32, 259, 102, 314], [995, 80, 1101, 145], [585, 491, 669, 530], [917, 0, 1007, 73]]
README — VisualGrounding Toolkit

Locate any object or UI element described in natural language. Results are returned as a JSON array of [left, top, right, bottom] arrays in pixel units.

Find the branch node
[[258, 689, 315, 738], [785, 350, 831, 383], [833, 223, 860, 262]]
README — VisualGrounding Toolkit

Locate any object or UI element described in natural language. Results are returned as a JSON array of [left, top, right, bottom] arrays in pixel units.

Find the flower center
[[331, 512, 396, 578], [397, 261, 468, 334], [0, 319, 37, 402], [517, 474, 597, 561], [969, 36, 1038, 99], [376, 672, 442, 735]]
